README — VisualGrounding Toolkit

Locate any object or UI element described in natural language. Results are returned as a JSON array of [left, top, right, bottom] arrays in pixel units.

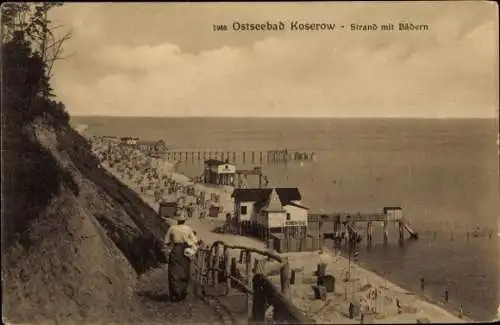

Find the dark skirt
[[168, 243, 191, 301]]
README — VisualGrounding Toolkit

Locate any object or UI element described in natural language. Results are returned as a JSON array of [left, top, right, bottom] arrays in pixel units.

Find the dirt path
[[134, 265, 237, 325]]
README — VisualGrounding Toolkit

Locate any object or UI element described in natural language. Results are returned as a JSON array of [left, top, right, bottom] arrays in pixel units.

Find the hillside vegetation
[[1, 4, 169, 323]]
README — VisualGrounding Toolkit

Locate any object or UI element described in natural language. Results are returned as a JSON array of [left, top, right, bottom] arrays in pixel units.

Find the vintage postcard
[[2, 1, 498, 324]]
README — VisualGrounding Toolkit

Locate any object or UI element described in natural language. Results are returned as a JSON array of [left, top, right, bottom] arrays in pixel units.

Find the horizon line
[[70, 115, 498, 120]]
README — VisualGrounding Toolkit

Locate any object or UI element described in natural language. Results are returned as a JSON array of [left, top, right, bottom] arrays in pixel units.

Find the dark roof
[[232, 188, 271, 204], [204, 159, 226, 166], [383, 206, 402, 212], [231, 188, 302, 208], [286, 202, 309, 210]]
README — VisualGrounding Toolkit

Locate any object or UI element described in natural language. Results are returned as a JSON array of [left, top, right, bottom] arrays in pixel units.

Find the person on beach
[[164, 212, 199, 302]]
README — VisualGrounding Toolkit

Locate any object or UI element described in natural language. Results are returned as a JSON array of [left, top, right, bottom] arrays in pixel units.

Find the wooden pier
[[308, 207, 418, 246], [158, 148, 315, 164]]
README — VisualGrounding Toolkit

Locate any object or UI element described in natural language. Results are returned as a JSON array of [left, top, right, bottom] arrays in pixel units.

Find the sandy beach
[[87, 132, 469, 324]]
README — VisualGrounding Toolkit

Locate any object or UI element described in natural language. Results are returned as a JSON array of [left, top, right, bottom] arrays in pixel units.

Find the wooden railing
[[193, 240, 315, 324]]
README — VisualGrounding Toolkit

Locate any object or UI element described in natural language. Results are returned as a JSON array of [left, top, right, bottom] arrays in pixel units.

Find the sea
[[72, 116, 499, 321]]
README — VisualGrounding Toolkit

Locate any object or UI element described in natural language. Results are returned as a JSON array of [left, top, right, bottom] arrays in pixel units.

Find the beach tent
[[159, 201, 178, 219], [208, 203, 221, 218]]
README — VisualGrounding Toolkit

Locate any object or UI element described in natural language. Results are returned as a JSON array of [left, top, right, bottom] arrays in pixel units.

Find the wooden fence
[[221, 220, 323, 254], [193, 240, 314, 324]]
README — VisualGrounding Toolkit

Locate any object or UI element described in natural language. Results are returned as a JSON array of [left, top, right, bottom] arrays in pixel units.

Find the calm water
[[73, 116, 499, 321]]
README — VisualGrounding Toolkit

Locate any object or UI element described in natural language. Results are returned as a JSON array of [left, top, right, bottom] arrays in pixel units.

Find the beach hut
[[209, 203, 221, 218], [204, 159, 236, 186]]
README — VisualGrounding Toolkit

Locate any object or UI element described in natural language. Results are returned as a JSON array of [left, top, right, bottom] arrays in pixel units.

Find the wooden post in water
[[398, 221, 404, 246], [366, 221, 373, 246], [252, 151, 255, 163], [260, 152, 263, 163], [232, 152, 236, 163], [243, 151, 246, 164], [383, 220, 389, 244]]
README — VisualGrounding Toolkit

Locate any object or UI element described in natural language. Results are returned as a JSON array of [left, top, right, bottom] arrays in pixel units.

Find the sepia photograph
[[2, 1, 498, 324]]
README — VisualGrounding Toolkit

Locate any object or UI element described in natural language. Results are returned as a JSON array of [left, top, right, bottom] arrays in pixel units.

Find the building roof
[[204, 159, 228, 166], [262, 188, 284, 212], [231, 187, 302, 209], [285, 202, 309, 210]]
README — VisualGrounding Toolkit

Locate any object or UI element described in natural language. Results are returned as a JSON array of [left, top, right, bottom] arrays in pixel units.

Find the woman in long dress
[[164, 212, 198, 302]]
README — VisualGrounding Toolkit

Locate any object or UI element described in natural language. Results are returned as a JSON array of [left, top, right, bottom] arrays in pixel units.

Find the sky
[[49, 1, 498, 118]]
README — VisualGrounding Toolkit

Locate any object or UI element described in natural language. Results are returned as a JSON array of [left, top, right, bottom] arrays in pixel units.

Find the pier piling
[[383, 221, 389, 244], [398, 221, 405, 245], [366, 222, 373, 246], [161, 148, 317, 164]]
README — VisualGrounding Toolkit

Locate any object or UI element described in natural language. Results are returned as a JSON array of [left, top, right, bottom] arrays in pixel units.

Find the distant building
[[231, 187, 309, 234], [118, 137, 166, 154], [102, 136, 120, 143], [137, 140, 167, 154], [120, 137, 139, 145], [204, 159, 236, 185]]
